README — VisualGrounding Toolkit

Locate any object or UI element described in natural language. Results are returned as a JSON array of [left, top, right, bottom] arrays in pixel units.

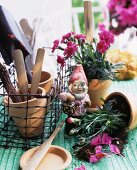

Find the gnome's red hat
[[69, 64, 88, 85]]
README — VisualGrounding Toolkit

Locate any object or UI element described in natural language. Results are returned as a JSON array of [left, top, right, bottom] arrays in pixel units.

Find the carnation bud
[[66, 117, 81, 125], [69, 129, 79, 135], [66, 117, 73, 124], [78, 138, 86, 146]]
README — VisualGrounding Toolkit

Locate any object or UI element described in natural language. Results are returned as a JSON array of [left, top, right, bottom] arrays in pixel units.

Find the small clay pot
[[105, 91, 137, 130], [20, 145, 72, 170], [32, 71, 53, 94], [3, 87, 47, 138], [88, 79, 112, 108]]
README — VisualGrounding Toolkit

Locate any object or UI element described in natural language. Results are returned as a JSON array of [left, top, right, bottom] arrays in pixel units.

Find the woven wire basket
[[0, 57, 68, 150]]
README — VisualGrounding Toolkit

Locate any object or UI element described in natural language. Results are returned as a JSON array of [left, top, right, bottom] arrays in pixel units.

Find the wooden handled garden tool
[[84, 0, 93, 43], [30, 48, 45, 98], [22, 120, 64, 170], [13, 49, 28, 101], [20, 18, 33, 45]]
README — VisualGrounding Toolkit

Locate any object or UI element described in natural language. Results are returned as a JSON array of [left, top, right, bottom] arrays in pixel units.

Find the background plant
[[107, 0, 137, 35]]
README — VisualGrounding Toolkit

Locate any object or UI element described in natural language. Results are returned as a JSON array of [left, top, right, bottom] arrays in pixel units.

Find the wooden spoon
[[30, 48, 45, 98], [22, 121, 64, 170], [84, 0, 93, 43], [13, 49, 28, 101]]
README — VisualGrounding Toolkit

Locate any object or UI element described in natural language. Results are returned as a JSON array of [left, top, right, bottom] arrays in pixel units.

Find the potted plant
[[66, 97, 129, 163], [52, 30, 120, 107]]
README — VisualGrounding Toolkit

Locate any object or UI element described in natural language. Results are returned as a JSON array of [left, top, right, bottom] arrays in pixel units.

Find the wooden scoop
[[30, 48, 45, 98], [13, 49, 28, 101], [22, 121, 64, 170], [84, 0, 93, 43]]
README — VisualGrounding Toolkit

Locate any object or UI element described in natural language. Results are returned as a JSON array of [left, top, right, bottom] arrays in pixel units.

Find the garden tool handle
[[23, 121, 64, 170], [13, 49, 28, 101], [84, 0, 93, 43], [30, 48, 45, 98]]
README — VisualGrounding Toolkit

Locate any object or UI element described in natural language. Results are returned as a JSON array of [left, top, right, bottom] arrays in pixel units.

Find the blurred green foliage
[[72, 0, 103, 33]]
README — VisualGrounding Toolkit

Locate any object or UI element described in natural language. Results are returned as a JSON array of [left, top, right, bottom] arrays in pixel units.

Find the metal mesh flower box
[[0, 59, 66, 150]]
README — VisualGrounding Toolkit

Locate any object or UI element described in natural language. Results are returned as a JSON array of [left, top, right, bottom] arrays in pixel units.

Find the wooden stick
[[23, 121, 64, 170], [0, 63, 22, 102], [84, 0, 93, 43], [13, 49, 28, 101], [19, 18, 33, 45], [30, 48, 45, 98]]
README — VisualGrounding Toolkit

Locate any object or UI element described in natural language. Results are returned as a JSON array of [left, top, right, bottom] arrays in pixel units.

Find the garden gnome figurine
[[68, 64, 91, 116], [59, 64, 91, 116], [58, 64, 91, 134]]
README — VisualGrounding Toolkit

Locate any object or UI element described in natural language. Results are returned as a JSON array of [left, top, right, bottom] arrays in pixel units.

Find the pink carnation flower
[[51, 39, 59, 53], [116, 6, 137, 27], [97, 40, 109, 54], [74, 34, 86, 42], [61, 32, 74, 43], [107, 0, 137, 34], [98, 23, 106, 31], [99, 30, 114, 45], [64, 41, 78, 58], [57, 55, 65, 67], [107, 0, 117, 12]]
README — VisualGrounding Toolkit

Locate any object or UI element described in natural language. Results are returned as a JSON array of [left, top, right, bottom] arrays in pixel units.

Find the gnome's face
[[69, 79, 88, 97]]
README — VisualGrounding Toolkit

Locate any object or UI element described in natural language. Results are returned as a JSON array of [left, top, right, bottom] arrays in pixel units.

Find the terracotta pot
[[38, 71, 53, 94], [88, 79, 112, 108], [3, 87, 47, 138], [20, 145, 72, 170], [105, 91, 137, 130]]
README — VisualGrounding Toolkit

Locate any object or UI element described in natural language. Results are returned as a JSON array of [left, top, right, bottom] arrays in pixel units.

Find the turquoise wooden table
[[0, 79, 137, 170]]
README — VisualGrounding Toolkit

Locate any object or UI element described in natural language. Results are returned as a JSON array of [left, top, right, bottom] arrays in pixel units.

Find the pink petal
[[95, 145, 103, 154], [102, 133, 112, 145], [51, 39, 59, 53], [89, 155, 98, 163], [74, 164, 87, 170], [90, 134, 102, 146], [110, 144, 121, 155], [80, 165, 87, 170]]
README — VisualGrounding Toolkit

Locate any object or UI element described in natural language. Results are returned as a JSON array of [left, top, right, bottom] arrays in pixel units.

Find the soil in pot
[[104, 94, 131, 135]]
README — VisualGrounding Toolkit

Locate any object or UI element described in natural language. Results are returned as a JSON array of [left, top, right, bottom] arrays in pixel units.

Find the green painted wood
[[0, 79, 137, 170]]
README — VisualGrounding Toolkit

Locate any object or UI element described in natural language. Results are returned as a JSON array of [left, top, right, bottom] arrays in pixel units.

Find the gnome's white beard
[[73, 91, 87, 100]]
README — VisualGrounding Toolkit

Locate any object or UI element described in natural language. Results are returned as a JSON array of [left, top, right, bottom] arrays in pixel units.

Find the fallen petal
[[110, 144, 121, 155], [102, 133, 112, 144], [90, 134, 102, 146], [89, 155, 98, 163], [95, 145, 103, 154], [74, 164, 87, 170]]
